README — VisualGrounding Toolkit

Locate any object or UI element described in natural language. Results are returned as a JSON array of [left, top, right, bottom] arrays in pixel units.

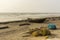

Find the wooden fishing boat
[[27, 18, 46, 23]]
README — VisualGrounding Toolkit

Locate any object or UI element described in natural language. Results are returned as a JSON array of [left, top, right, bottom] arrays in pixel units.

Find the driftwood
[[0, 25, 9, 29], [19, 23, 30, 26]]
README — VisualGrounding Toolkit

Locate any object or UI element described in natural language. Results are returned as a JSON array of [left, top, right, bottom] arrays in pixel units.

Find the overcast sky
[[0, 0, 60, 13]]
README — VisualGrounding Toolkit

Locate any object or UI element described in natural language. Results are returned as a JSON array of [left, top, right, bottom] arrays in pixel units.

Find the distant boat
[[27, 18, 46, 23]]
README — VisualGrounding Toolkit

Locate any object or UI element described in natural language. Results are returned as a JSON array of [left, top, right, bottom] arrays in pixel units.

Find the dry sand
[[0, 20, 60, 40]]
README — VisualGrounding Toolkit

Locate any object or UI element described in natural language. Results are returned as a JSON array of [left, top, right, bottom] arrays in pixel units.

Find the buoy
[[48, 23, 56, 30]]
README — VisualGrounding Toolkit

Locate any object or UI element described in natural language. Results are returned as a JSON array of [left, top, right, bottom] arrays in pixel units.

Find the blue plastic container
[[48, 23, 56, 30]]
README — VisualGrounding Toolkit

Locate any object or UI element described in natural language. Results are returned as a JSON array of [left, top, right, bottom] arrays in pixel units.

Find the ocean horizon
[[0, 13, 60, 22]]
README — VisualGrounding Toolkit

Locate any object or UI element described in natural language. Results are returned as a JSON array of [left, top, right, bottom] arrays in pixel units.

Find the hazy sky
[[0, 0, 60, 13]]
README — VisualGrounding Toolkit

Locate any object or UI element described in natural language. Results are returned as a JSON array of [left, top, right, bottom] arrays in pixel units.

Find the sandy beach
[[0, 17, 60, 40]]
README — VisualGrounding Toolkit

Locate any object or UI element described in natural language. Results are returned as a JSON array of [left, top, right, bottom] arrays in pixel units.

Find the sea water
[[0, 13, 60, 22]]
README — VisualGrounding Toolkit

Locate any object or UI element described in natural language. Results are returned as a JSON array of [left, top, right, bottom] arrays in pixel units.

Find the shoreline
[[0, 16, 60, 23]]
